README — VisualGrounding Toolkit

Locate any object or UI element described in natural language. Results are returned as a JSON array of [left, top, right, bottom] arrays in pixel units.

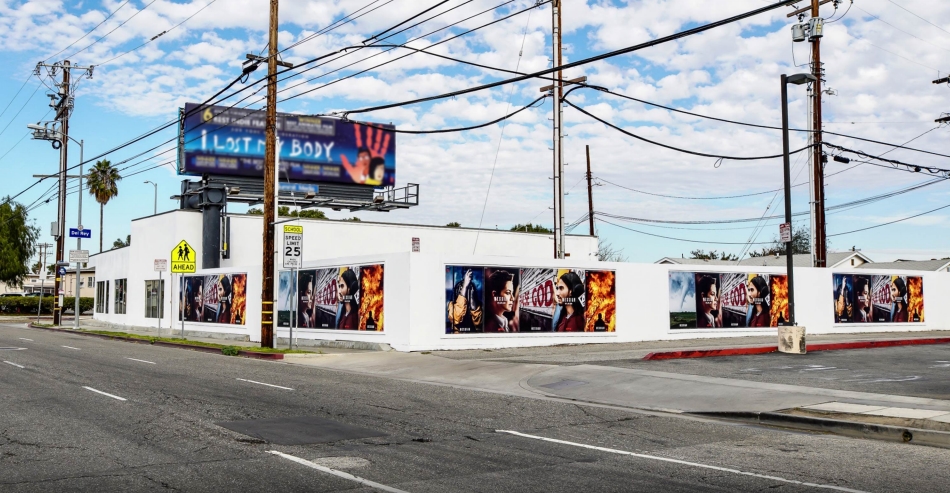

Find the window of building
[[851, 258, 855, 266], [88, 276, 94, 286], [145, 279, 165, 319], [114, 279, 127, 315], [96, 281, 110, 313]]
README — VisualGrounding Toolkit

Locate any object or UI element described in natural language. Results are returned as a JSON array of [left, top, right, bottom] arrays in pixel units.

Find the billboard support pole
[[259, 0, 279, 348], [781, 74, 797, 326], [551, 0, 565, 259], [586, 145, 594, 237]]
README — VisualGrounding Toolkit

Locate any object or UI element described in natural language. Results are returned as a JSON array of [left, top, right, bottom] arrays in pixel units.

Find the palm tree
[[86, 160, 121, 253]]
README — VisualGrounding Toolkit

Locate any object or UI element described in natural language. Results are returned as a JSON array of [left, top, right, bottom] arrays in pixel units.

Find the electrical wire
[[0, 76, 32, 122], [828, 203, 950, 237], [855, 5, 950, 54], [0, 82, 42, 140], [65, 0, 160, 61], [885, 0, 950, 37], [44, 0, 132, 62], [348, 96, 546, 134], [596, 217, 775, 245], [98, 0, 220, 66], [825, 142, 950, 175]]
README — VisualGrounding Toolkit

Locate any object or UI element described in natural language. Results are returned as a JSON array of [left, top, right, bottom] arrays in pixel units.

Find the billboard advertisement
[[669, 271, 789, 329], [445, 265, 616, 334], [179, 273, 248, 325], [179, 103, 396, 187], [834, 273, 924, 324], [293, 264, 385, 331]]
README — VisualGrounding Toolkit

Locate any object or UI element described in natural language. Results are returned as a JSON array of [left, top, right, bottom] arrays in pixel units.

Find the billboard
[[445, 265, 616, 334], [669, 271, 789, 329], [179, 103, 396, 187], [179, 273, 248, 325], [834, 273, 924, 324], [290, 264, 385, 331]]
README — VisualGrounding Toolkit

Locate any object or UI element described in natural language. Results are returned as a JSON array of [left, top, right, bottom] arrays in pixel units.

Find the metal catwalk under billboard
[[179, 103, 396, 187]]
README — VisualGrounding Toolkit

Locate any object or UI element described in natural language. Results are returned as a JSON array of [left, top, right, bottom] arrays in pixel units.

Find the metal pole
[[153, 183, 157, 215], [781, 75, 797, 325], [811, 0, 826, 268], [551, 0, 565, 259], [289, 267, 294, 349], [37, 244, 46, 323], [586, 145, 594, 236], [259, 0, 279, 348], [74, 139, 83, 329], [180, 275, 185, 339], [158, 270, 163, 333]]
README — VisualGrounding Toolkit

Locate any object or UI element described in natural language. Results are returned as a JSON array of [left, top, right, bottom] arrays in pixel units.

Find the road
[[2, 322, 949, 492]]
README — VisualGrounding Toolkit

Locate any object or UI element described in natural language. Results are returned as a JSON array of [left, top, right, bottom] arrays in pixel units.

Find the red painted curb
[[644, 337, 950, 360], [27, 323, 284, 360]]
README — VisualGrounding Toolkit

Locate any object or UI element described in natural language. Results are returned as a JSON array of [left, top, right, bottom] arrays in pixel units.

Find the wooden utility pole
[[810, 0, 827, 267], [551, 0, 565, 259], [260, 0, 279, 348], [585, 145, 594, 236], [53, 61, 70, 326]]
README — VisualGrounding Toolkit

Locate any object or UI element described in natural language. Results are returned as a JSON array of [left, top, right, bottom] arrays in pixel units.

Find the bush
[[0, 296, 94, 315], [221, 346, 240, 356]]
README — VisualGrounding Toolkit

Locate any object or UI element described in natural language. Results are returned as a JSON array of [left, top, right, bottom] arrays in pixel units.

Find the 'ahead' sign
[[171, 240, 197, 273]]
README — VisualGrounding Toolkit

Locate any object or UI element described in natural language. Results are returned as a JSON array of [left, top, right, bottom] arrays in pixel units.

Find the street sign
[[58, 266, 66, 276], [412, 237, 420, 253], [68, 249, 89, 263], [283, 225, 303, 268], [779, 223, 792, 243], [170, 240, 197, 273], [69, 228, 92, 239], [154, 259, 168, 272]]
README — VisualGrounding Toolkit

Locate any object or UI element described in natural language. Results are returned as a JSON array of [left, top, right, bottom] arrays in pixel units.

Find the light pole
[[28, 123, 84, 328], [781, 73, 817, 325], [144, 180, 158, 215]]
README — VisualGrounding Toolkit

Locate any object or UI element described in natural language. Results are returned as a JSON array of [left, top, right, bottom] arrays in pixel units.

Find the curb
[[643, 337, 950, 360], [696, 411, 950, 449], [26, 324, 284, 360]]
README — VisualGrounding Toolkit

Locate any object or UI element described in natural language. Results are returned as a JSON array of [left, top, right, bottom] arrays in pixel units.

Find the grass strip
[[78, 329, 312, 354]]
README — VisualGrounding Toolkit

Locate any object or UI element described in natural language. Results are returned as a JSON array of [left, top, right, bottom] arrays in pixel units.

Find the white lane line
[[82, 386, 127, 401], [236, 378, 293, 390], [18, 338, 33, 341], [497, 430, 869, 493], [126, 357, 156, 364], [62, 345, 81, 350], [268, 451, 409, 493], [3, 361, 24, 368]]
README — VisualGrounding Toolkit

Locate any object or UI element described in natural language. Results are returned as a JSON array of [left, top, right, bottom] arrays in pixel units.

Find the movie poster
[[445, 266, 486, 334], [584, 270, 615, 332], [277, 270, 295, 327], [445, 265, 617, 335], [669, 271, 696, 329], [178, 273, 247, 325], [359, 264, 384, 331], [832, 274, 924, 324], [519, 268, 557, 332], [833, 274, 853, 323], [484, 267, 521, 333], [669, 271, 787, 329], [292, 264, 384, 331]]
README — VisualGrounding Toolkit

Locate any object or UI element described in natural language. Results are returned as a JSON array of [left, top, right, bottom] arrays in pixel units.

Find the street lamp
[[29, 122, 85, 330], [144, 180, 158, 215], [781, 73, 817, 325]]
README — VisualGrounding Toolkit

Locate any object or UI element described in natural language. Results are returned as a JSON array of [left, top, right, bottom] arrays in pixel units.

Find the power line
[[0, 82, 42, 140], [885, 0, 950, 38], [44, 0, 132, 62], [0, 75, 32, 122], [98, 0, 220, 66], [66, 0, 160, 61], [855, 5, 950, 54], [829, 203, 950, 237], [596, 217, 775, 245], [824, 142, 950, 176]]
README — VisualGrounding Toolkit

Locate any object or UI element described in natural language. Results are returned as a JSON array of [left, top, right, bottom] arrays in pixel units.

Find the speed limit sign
[[283, 225, 303, 268]]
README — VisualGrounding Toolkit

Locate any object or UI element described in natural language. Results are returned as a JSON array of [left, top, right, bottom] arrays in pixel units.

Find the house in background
[[656, 251, 873, 269], [857, 258, 950, 273]]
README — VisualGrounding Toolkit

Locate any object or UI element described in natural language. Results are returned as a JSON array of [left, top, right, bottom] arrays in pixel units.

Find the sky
[[1, 0, 949, 264]]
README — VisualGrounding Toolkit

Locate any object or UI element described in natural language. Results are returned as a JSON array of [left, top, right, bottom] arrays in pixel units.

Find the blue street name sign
[[69, 228, 92, 238]]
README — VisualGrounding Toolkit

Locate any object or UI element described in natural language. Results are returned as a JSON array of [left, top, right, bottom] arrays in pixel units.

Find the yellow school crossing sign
[[171, 240, 197, 273]]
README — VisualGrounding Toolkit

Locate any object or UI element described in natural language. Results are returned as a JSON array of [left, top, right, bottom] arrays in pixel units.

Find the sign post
[[283, 225, 303, 349], [170, 240, 197, 339], [154, 259, 168, 334]]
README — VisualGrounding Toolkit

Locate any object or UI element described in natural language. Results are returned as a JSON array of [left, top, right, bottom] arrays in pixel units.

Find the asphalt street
[[2, 322, 950, 492], [599, 345, 950, 400]]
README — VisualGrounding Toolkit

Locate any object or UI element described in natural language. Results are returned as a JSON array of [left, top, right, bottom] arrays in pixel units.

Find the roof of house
[[658, 251, 872, 268], [856, 258, 950, 272]]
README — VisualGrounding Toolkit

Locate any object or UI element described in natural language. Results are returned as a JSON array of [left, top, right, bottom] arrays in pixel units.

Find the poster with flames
[[445, 265, 616, 334], [178, 273, 247, 325], [293, 264, 385, 331], [833, 273, 923, 324], [669, 271, 788, 329]]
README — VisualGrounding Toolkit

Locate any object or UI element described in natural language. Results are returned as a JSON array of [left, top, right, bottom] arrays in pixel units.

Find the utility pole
[[551, 0, 565, 259], [585, 145, 594, 236], [810, 0, 827, 268], [260, 0, 279, 348]]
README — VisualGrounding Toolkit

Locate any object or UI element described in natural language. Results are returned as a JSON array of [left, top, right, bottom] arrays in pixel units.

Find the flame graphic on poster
[[908, 276, 925, 322], [359, 264, 384, 331], [230, 274, 247, 325], [584, 270, 616, 332], [770, 275, 789, 327]]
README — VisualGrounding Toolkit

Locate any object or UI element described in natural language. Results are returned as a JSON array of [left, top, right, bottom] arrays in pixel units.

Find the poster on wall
[[445, 265, 616, 334], [178, 273, 247, 325], [295, 264, 385, 331], [833, 273, 923, 324], [669, 271, 788, 329], [277, 271, 295, 327]]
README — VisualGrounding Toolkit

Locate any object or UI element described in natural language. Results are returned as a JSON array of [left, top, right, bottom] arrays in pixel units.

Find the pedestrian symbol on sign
[[170, 240, 197, 273]]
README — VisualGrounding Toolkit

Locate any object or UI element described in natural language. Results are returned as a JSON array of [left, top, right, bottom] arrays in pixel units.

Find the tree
[[445, 222, 461, 228], [0, 198, 39, 287], [112, 235, 131, 249], [248, 207, 327, 219], [596, 239, 627, 262], [748, 226, 815, 257], [344, 216, 361, 222], [511, 223, 552, 233], [86, 160, 121, 253], [689, 249, 739, 261]]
